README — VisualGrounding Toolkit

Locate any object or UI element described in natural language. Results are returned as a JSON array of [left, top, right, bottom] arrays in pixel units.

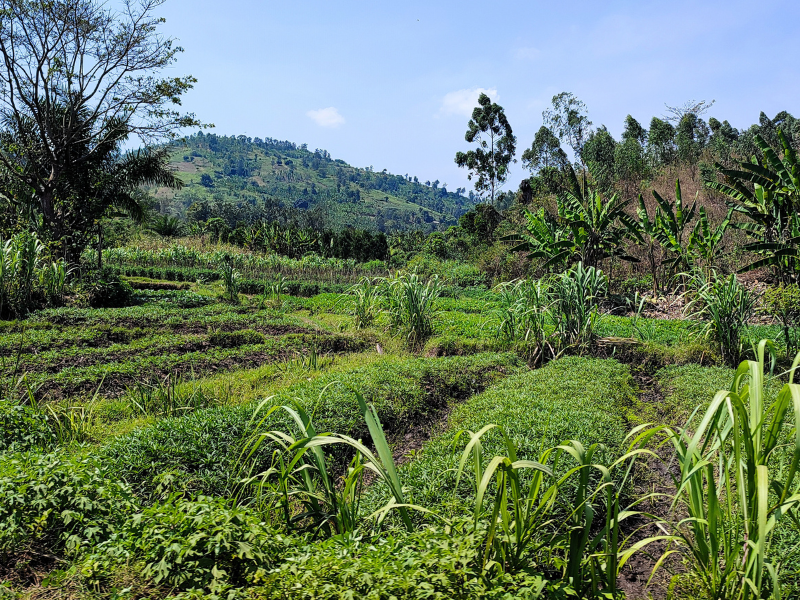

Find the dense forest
[[149, 133, 479, 233]]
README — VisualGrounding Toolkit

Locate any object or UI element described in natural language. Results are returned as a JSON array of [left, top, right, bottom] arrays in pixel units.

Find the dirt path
[[617, 373, 683, 600]]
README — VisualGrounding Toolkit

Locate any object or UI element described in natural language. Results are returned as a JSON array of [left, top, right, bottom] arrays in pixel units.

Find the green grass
[[103, 352, 524, 501], [392, 356, 637, 516]]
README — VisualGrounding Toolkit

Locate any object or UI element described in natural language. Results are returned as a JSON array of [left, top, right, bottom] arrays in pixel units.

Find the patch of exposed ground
[[617, 373, 683, 600]]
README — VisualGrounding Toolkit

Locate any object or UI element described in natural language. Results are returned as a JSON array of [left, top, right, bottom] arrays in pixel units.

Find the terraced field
[[2, 269, 799, 600]]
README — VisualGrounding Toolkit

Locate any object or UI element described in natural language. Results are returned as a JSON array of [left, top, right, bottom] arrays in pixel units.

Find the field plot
[[3, 274, 800, 600]]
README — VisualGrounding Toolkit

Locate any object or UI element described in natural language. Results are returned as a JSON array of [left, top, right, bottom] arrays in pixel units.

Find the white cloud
[[438, 87, 499, 117], [515, 46, 540, 61], [306, 107, 345, 128]]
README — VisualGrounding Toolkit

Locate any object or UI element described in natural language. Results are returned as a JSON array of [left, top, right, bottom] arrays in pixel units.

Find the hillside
[[150, 133, 475, 232]]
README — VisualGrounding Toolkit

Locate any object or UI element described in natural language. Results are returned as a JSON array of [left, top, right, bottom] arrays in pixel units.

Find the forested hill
[[149, 132, 475, 232]]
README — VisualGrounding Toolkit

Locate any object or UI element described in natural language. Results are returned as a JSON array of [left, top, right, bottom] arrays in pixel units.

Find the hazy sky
[[157, 0, 800, 194]]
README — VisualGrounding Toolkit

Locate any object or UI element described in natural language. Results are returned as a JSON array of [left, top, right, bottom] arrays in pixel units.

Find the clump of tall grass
[[219, 261, 240, 304], [493, 278, 553, 363], [663, 340, 800, 598], [127, 372, 217, 418], [551, 262, 607, 352], [385, 271, 440, 346], [342, 277, 383, 329], [1, 231, 71, 318], [685, 270, 755, 365]]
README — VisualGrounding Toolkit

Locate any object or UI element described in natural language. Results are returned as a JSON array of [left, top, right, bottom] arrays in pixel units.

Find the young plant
[[236, 391, 413, 536], [665, 341, 800, 599], [551, 262, 607, 353], [220, 260, 240, 304], [385, 271, 440, 347], [685, 270, 756, 365], [492, 278, 553, 363]]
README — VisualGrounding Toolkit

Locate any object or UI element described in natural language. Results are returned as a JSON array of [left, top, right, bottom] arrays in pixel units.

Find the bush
[[83, 496, 289, 595], [258, 519, 571, 599], [0, 452, 136, 555], [762, 283, 800, 356], [208, 328, 266, 348], [0, 402, 55, 453], [78, 268, 134, 308]]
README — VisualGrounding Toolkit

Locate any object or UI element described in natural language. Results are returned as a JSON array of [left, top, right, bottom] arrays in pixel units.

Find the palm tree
[[148, 215, 185, 238]]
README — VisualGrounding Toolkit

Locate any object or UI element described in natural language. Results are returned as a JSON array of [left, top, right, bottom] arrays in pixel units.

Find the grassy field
[[2, 270, 800, 600]]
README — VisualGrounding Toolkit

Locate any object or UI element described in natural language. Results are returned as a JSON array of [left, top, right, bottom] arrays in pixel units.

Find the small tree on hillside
[[455, 93, 516, 206]]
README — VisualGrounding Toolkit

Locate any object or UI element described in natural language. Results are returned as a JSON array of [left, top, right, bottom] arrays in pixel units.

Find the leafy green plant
[[664, 341, 800, 599], [0, 231, 71, 317], [0, 452, 135, 555], [706, 130, 800, 283], [220, 260, 241, 304], [147, 214, 185, 238], [385, 271, 441, 346], [342, 276, 382, 329], [685, 271, 756, 365], [507, 166, 641, 270], [551, 263, 607, 352], [237, 392, 413, 535], [762, 283, 800, 356], [450, 424, 666, 598], [83, 495, 285, 595], [688, 206, 732, 275], [650, 179, 697, 278]]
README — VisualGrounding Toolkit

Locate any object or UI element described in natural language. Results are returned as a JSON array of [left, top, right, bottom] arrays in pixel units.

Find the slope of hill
[[150, 133, 474, 232]]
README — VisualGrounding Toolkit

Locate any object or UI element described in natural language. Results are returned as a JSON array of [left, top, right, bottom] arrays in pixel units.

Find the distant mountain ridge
[[149, 132, 475, 232]]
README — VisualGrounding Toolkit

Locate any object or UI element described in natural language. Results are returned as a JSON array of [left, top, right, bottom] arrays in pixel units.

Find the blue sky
[[157, 0, 800, 194]]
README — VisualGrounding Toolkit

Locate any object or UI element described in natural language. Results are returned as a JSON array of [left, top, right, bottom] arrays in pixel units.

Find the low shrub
[[0, 402, 55, 453], [257, 519, 571, 599], [208, 328, 266, 348], [78, 268, 134, 308], [0, 452, 136, 556], [82, 495, 289, 595]]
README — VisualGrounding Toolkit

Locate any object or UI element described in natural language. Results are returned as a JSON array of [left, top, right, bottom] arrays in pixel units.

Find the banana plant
[[506, 165, 641, 270], [705, 130, 800, 283], [636, 194, 662, 294], [651, 179, 697, 277], [688, 206, 732, 275]]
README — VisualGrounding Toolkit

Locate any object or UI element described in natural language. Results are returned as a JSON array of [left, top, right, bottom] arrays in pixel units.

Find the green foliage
[[148, 214, 186, 237], [688, 206, 732, 273], [220, 261, 241, 303], [386, 271, 441, 346], [552, 263, 607, 352], [0, 452, 135, 555], [665, 342, 800, 599], [508, 165, 640, 270], [159, 134, 470, 234], [762, 284, 800, 356], [647, 179, 698, 277], [78, 268, 134, 308], [105, 353, 522, 500], [398, 357, 635, 513], [128, 372, 219, 417], [706, 130, 800, 283], [259, 520, 572, 599], [342, 277, 382, 329], [685, 271, 756, 365], [0, 402, 54, 453], [0, 231, 72, 317], [83, 495, 287, 595]]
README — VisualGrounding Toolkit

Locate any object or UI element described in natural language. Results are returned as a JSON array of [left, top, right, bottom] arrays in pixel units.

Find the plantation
[[3, 1, 800, 597]]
